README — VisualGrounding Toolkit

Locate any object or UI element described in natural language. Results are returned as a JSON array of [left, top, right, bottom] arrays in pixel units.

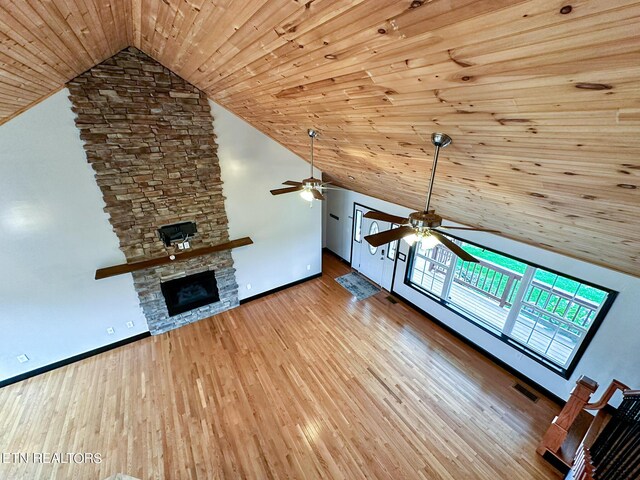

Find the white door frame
[[350, 203, 397, 291]]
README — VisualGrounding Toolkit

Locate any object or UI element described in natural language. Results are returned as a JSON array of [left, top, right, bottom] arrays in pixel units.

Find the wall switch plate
[[126, 321, 134, 328], [306, 264, 311, 270], [246, 283, 252, 290], [106, 327, 115, 335], [17, 354, 29, 363]]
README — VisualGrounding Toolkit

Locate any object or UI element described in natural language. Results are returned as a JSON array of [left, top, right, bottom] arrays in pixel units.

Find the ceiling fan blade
[[429, 230, 478, 263], [440, 226, 501, 233], [311, 188, 325, 201], [363, 211, 409, 225], [282, 180, 302, 186], [365, 226, 414, 247], [270, 186, 303, 196]]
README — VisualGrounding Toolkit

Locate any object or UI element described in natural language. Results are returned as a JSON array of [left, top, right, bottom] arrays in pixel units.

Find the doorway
[[351, 204, 397, 291]]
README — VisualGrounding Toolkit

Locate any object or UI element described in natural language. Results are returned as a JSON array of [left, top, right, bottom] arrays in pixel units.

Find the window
[[405, 232, 616, 376], [354, 210, 363, 243], [368, 222, 379, 254], [387, 224, 399, 260]]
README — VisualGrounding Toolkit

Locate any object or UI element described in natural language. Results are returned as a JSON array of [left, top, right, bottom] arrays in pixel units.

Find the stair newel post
[[537, 376, 599, 456]]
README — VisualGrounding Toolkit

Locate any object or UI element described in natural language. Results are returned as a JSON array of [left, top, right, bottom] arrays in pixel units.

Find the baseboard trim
[[390, 292, 566, 407], [239, 272, 323, 305], [322, 247, 351, 266], [0, 332, 151, 389], [319, 249, 564, 403], [2, 274, 324, 388]]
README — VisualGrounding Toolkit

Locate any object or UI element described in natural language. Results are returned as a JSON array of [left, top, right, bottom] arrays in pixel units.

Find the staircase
[[538, 376, 639, 479]]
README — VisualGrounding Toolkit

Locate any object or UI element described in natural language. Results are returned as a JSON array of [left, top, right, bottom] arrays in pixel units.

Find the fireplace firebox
[[160, 270, 220, 317]]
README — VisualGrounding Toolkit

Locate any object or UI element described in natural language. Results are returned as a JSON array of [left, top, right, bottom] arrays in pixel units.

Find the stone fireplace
[[67, 47, 239, 334]]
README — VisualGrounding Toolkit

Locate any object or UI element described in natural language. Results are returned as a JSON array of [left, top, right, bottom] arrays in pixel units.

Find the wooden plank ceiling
[[1, 0, 639, 276]]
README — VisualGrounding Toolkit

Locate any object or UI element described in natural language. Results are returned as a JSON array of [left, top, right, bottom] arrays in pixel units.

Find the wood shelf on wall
[[95, 237, 253, 280]]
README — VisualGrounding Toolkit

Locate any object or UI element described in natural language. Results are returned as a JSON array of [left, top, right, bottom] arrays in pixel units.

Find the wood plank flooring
[[0, 253, 561, 479]]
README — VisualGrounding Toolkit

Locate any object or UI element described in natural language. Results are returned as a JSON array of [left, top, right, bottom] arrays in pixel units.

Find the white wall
[[211, 102, 322, 300], [0, 92, 324, 383], [325, 188, 640, 403], [0, 90, 148, 382], [326, 188, 418, 261]]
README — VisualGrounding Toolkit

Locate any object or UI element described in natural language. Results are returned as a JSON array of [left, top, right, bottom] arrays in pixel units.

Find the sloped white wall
[[211, 102, 322, 300], [0, 90, 148, 382], [325, 188, 640, 403]]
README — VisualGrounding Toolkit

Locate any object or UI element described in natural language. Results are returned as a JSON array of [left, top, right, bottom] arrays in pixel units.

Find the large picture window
[[406, 233, 616, 376]]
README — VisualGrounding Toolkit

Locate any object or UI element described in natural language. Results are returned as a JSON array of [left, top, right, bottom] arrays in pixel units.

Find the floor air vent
[[513, 383, 539, 403], [386, 295, 398, 304]]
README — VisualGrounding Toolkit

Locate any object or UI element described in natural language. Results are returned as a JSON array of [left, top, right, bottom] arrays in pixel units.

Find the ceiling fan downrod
[[308, 128, 317, 178], [424, 132, 452, 212]]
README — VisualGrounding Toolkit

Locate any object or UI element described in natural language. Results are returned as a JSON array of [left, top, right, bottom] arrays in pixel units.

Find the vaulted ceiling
[[1, 0, 639, 276]]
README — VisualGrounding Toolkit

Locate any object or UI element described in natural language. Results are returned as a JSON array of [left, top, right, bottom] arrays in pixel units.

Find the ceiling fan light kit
[[362, 133, 501, 263], [300, 189, 316, 201], [270, 128, 329, 202], [405, 231, 440, 249]]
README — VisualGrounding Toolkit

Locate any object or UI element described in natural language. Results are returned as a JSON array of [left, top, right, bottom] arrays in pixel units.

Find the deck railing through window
[[407, 235, 613, 373], [453, 259, 522, 308], [511, 280, 602, 366]]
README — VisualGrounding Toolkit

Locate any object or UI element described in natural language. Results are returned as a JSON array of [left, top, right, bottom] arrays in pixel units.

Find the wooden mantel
[[95, 237, 253, 280]]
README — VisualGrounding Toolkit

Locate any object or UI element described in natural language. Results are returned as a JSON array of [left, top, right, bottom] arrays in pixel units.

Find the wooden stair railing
[[569, 405, 613, 480], [537, 376, 629, 469], [537, 376, 599, 460], [570, 388, 640, 480]]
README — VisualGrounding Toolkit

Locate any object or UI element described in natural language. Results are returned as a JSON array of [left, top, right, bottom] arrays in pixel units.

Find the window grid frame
[[402, 230, 617, 379]]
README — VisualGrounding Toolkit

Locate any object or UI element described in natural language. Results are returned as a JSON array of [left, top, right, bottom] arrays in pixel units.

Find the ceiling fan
[[270, 129, 332, 201], [363, 133, 499, 263]]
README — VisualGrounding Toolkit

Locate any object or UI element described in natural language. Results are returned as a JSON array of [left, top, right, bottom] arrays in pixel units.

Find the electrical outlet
[[306, 264, 311, 271], [126, 321, 134, 328], [246, 283, 252, 290], [106, 327, 115, 335], [17, 354, 29, 363]]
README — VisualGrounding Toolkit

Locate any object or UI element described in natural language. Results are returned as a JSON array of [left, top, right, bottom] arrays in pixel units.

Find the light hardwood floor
[[0, 253, 561, 479]]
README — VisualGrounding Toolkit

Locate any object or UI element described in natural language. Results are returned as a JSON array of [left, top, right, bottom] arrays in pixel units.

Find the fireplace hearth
[[161, 271, 220, 317]]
